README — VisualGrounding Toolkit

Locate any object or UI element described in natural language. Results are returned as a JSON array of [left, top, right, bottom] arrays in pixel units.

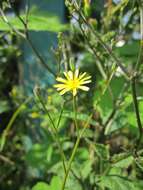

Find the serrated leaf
[[98, 175, 143, 190], [112, 155, 133, 168]]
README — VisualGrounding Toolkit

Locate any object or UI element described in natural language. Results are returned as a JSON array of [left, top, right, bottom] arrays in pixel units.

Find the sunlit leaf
[[0, 13, 67, 32], [32, 182, 50, 190]]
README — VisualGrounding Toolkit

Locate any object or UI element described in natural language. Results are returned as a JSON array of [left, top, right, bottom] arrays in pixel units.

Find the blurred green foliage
[[0, 0, 143, 190]]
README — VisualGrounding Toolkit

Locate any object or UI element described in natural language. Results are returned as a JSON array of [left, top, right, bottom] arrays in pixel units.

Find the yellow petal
[[54, 70, 91, 96], [79, 72, 87, 80], [57, 87, 66, 91], [73, 88, 77, 96], [59, 88, 70, 95], [63, 72, 70, 80], [67, 70, 73, 79], [80, 80, 91, 84], [78, 85, 89, 91], [56, 77, 67, 83], [54, 84, 66, 88], [74, 69, 79, 79], [80, 75, 91, 82]]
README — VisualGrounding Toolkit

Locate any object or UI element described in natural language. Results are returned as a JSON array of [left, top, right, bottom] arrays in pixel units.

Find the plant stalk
[[131, 76, 143, 151]]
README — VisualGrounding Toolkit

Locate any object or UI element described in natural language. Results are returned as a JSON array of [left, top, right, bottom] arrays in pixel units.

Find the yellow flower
[[30, 112, 39, 119], [54, 69, 91, 96]]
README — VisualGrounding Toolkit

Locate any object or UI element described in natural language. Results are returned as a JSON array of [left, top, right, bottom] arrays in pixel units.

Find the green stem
[[61, 134, 81, 190], [73, 96, 78, 131], [131, 76, 143, 152], [25, 35, 56, 77], [0, 5, 56, 77], [34, 90, 67, 173], [135, 3, 143, 71], [56, 103, 65, 129], [73, 1, 130, 79], [0, 7, 25, 38], [61, 114, 92, 190], [0, 97, 32, 151]]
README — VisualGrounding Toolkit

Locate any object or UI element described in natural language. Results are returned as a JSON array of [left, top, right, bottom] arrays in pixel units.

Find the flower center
[[68, 79, 79, 89]]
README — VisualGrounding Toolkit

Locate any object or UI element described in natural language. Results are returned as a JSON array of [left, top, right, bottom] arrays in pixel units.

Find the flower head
[[54, 69, 91, 96]]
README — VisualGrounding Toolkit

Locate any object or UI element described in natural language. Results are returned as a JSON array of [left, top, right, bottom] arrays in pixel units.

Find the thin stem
[[14, 8, 56, 77], [0, 5, 56, 77], [56, 103, 65, 129], [0, 7, 25, 38], [0, 154, 14, 165], [77, 20, 115, 103], [94, 62, 117, 109], [61, 134, 81, 190], [61, 115, 92, 190], [103, 83, 128, 135], [34, 90, 67, 173], [73, 96, 78, 131], [78, 20, 107, 80], [73, 2, 130, 79], [0, 97, 32, 151], [131, 76, 143, 151], [70, 169, 86, 190], [135, 3, 143, 71], [25, 34, 56, 77]]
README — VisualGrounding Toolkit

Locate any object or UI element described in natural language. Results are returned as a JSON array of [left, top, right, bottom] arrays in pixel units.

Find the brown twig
[[0, 154, 14, 165]]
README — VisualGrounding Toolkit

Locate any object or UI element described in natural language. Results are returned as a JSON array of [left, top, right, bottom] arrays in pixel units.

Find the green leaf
[[50, 176, 62, 190], [0, 100, 10, 114], [139, 99, 143, 113], [0, 13, 67, 32], [116, 41, 139, 57], [104, 114, 126, 135], [32, 182, 50, 190], [121, 94, 133, 110], [63, 111, 97, 126], [80, 160, 92, 179], [32, 176, 61, 190], [98, 175, 143, 190], [126, 112, 143, 128], [111, 153, 133, 168], [126, 99, 143, 128], [25, 144, 47, 168], [46, 146, 53, 163], [76, 147, 89, 161], [94, 143, 110, 160]]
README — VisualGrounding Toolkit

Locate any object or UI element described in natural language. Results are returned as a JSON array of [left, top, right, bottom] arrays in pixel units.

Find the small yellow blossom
[[54, 69, 92, 96], [30, 112, 39, 119], [48, 96, 52, 104], [11, 86, 18, 97]]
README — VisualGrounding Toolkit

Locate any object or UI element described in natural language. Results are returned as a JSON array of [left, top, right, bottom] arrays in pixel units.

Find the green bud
[[69, 58, 75, 71]]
